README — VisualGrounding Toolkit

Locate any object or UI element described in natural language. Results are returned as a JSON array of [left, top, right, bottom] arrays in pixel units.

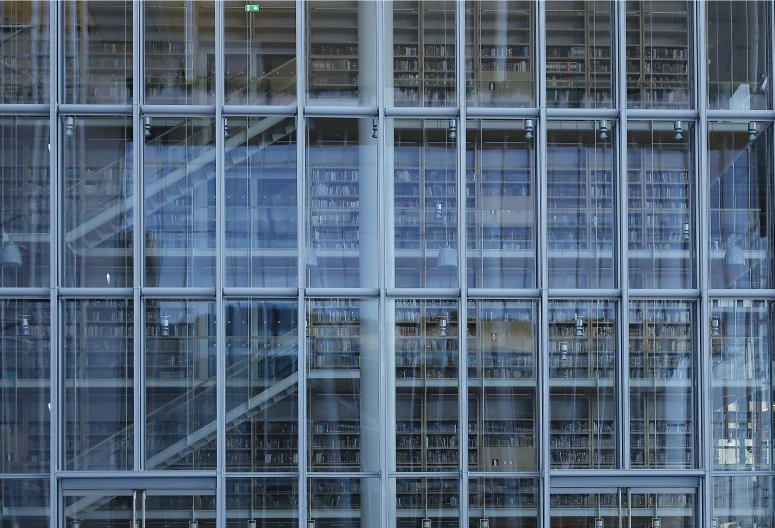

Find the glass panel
[[467, 301, 537, 471], [393, 300, 459, 471], [625, 1, 692, 109], [144, 1, 215, 105], [708, 122, 774, 289], [0, 117, 50, 287], [0, 300, 49, 473], [306, 1, 376, 105], [465, 1, 533, 107], [224, 1, 296, 105], [392, 119, 458, 288], [0, 1, 49, 103], [307, 299, 378, 472], [549, 300, 616, 469], [549, 491, 621, 528], [390, 1, 456, 107], [225, 116, 297, 288], [629, 301, 696, 469], [1, 478, 49, 527], [64, 492, 216, 528], [144, 117, 216, 288], [706, 0, 771, 110], [306, 118, 377, 288], [64, 117, 133, 287], [64, 299, 134, 471], [65, 1, 132, 104], [309, 477, 380, 528], [226, 299, 298, 472], [225, 478, 299, 526], [547, 121, 615, 288], [710, 299, 773, 470], [712, 476, 773, 528], [466, 120, 536, 288], [630, 492, 695, 528], [627, 121, 694, 289], [546, 1, 612, 108], [392, 477, 459, 528], [145, 299, 216, 470], [468, 478, 538, 528]]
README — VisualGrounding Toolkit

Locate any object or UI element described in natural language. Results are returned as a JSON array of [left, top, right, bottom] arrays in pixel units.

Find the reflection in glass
[[468, 478, 538, 528], [0, 1, 49, 103], [549, 300, 616, 469], [64, 492, 215, 528], [708, 122, 774, 289], [712, 476, 773, 528], [226, 300, 298, 472], [0, 300, 49, 473], [547, 121, 614, 288], [225, 478, 299, 527], [65, 1, 132, 104], [468, 301, 536, 471], [466, 120, 535, 288], [627, 121, 694, 289], [393, 120, 458, 288], [392, 478, 459, 528], [550, 490, 695, 528], [64, 117, 133, 287], [144, 1, 215, 105], [225, 116, 297, 287], [309, 477, 380, 528], [64, 299, 133, 471], [625, 1, 692, 109], [306, 119, 377, 288], [306, 1, 376, 105], [144, 117, 216, 288], [546, 1, 612, 108], [0, 117, 50, 287], [145, 299, 216, 470], [391, 1, 456, 107], [224, 1, 296, 105], [629, 301, 695, 469], [465, 1, 533, 108], [707, 0, 771, 110], [393, 300, 459, 472], [1, 478, 49, 528], [710, 299, 772, 470], [307, 299, 378, 472]]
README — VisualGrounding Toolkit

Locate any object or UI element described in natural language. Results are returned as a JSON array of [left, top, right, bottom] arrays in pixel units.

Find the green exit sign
[[244, 4, 260, 12]]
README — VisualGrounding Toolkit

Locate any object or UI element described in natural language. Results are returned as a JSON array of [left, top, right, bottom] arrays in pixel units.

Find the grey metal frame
[[0, 1, 774, 527]]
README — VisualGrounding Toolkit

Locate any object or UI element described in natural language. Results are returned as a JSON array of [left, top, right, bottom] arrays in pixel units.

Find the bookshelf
[[396, 396, 462, 472], [548, 300, 615, 380], [467, 301, 535, 381], [306, 2, 360, 101], [395, 300, 458, 381]]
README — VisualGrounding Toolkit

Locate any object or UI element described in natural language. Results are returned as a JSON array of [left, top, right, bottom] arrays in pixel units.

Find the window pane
[[549, 300, 616, 469], [706, 0, 771, 110], [468, 478, 538, 528], [466, 120, 536, 288], [1, 478, 50, 528], [390, 1, 456, 107], [546, 1, 612, 108], [224, 1, 296, 105], [465, 1, 534, 107], [468, 301, 537, 471], [626, 1, 692, 109], [629, 301, 696, 469], [64, 117, 133, 287], [392, 477, 459, 528], [64, 299, 133, 471], [712, 476, 773, 528], [0, 300, 49, 473], [393, 300, 459, 472], [145, 299, 216, 470], [226, 300, 298, 472], [710, 299, 773, 470], [627, 121, 695, 289], [306, 118, 377, 288], [0, 1, 49, 103], [225, 478, 299, 526], [225, 116, 297, 288], [708, 122, 774, 289], [310, 477, 380, 527], [144, 117, 216, 288], [392, 119, 459, 288], [144, 1, 215, 105], [0, 117, 50, 287], [65, 1, 132, 104], [307, 299, 378, 472], [547, 121, 614, 288]]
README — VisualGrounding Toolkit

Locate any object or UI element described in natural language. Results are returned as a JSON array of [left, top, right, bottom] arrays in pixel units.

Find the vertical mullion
[[133, 0, 143, 473]]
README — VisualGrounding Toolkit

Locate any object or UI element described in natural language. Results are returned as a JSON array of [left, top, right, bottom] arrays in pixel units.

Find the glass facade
[[0, 2, 774, 528]]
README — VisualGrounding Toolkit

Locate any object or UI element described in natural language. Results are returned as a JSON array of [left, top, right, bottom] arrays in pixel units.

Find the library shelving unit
[[306, 2, 359, 101], [625, 1, 690, 109], [395, 399, 464, 472], [308, 164, 360, 263], [225, 420, 299, 471], [627, 169, 690, 253], [395, 300, 459, 381], [395, 477, 460, 512], [468, 477, 538, 523], [67, 39, 131, 104], [712, 478, 773, 528], [548, 300, 615, 381], [307, 299, 361, 371]]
